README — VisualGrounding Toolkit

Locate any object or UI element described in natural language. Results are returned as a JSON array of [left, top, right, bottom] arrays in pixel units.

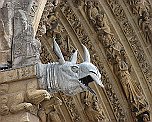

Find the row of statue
[[0, 1, 106, 122], [83, 0, 150, 121]]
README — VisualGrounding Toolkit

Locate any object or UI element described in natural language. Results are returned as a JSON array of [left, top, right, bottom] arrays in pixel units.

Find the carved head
[[53, 38, 103, 95]]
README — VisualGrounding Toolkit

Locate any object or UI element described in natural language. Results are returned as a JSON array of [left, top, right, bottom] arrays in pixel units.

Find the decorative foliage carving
[[106, 0, 151, 120], [36, 0, 59, 38], [61, 93, 82, 122], [101, 67, 126, 122]]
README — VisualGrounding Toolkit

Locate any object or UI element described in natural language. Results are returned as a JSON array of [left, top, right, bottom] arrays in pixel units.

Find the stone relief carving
[[101, 67, 126, 122], [138, 10, 152, 45], [127, 0, 150, 15], [88, 0, 150, 115], [127, 0, 152, 45], [60, 1, 126, 121], [28, 1, 38, 20], [84, 1, 101, 24], [84, 1, 116, 62], [113, 50, 148, 113], [107, 0, 152, 113], [61, 93, 82, 122], [81, 91, 106, 122], [12, 8, 41, 67], [1, 1, 14, 48], [0, 0, 41, 68], [82, 0, 151, 120], [36, 0, 59, 38]]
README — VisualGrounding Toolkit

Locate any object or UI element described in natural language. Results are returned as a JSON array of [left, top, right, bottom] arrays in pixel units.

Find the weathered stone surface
[[0, 111, 40, 122], [1, 0, 152, 122]]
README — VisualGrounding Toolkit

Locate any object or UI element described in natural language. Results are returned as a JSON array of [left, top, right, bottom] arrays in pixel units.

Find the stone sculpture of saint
[[115, 55, 147, 111]]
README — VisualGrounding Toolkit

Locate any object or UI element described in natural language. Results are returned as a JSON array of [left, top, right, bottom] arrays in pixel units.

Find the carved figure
[[46, 14, 59, 36], [128, 0, 150, 16], [37, 37, 104, 96], [114, 55, 147, 112], [95, 14, 114, 44], [139, 12, 152, 45], [84, 1, 99, 24], [82, 92, 105, 122], [136, 0, 150, 16], [10, 37, 103, 122]]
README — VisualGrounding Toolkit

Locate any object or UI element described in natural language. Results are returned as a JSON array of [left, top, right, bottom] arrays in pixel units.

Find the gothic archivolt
[[0, 0, 152, 122]]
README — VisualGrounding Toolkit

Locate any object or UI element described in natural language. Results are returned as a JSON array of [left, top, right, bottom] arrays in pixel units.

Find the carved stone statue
[[84, 1, 99, 24], [127, 0, 150, 16], [95, 14, 114, 45], [139, 12, 152, 45], [81, 91, 106, 122], [114, 55, 147, 112], [8, 37, 103, 122], [37, 37, 104, 96]]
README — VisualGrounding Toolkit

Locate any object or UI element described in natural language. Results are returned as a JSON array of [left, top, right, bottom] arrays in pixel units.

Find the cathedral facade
[[0, 0, 152, 122]]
